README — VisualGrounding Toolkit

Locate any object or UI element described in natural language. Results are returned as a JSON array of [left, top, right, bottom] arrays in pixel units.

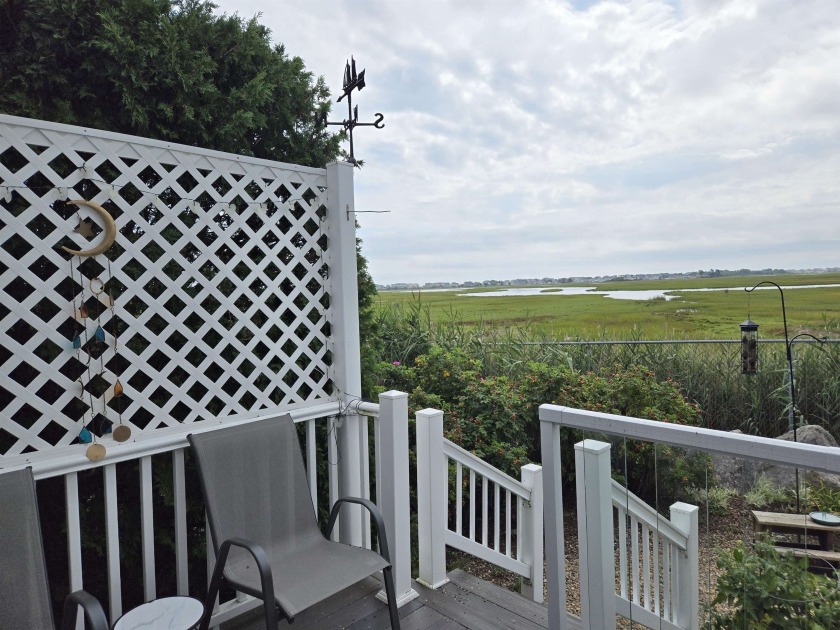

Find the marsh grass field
[[377, 273, 840, 340]]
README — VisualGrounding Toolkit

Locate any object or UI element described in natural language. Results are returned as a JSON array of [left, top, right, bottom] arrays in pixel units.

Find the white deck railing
[[575, 440, 698, 630], [2, 392, 416, 628], [540, 404, 840, 630], [415, 408, 544, 602]]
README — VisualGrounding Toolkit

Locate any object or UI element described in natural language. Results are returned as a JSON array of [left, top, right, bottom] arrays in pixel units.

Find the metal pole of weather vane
[[319, 56, 385, 166]]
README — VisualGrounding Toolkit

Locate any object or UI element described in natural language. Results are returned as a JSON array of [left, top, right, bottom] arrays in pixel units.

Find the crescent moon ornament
[[61, 200, 117, 257]]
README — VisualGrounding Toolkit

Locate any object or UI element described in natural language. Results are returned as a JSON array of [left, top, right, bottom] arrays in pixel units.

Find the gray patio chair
[[0, 467, 109, 630], [188, 414, 400, 630]]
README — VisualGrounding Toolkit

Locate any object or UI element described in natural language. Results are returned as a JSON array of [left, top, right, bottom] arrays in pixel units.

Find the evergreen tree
[[1, 0, 340, 167]]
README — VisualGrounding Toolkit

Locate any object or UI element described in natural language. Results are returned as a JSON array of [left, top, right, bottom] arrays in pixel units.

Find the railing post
[[376, 391, 419, 606], [519, 464, 544, 603], [575, 440, 616, 630], [326, 160, 363, 547], [670, 502, 699, 630], [416, 408, 449, 589], [539, 412, 569, 630]]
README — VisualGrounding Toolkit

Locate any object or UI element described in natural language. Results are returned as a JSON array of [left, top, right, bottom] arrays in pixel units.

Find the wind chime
[[63, 199, 129, 462]]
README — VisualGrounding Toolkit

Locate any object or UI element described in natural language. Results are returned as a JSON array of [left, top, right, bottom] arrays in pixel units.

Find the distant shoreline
[[377, 268, 840, 292]]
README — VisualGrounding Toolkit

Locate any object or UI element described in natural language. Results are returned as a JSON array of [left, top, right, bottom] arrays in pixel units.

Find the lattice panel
[[0, 116, 335, 456]]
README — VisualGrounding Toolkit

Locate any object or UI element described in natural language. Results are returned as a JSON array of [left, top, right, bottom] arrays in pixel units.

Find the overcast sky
[[212, 0, 839, 285]]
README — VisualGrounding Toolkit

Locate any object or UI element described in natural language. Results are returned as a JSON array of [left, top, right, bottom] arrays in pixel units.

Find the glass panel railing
[[701, 457, 840, 628]]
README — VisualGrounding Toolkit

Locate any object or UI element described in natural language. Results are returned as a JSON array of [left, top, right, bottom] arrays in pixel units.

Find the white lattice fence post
[[325, 160, 364, 546], [376, 391, 419, 606], [519, 463, 544, 603], [416, 408, 449, 589], [670, 502, 699, 630], [575, 440, 616, 630]]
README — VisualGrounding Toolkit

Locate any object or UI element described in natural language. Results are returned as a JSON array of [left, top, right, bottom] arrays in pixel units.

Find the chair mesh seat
[[225, 529, 389, 617]]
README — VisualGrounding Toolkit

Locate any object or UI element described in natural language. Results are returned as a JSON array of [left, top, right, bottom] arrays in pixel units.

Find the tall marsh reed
[[373, 301, 840, 439]]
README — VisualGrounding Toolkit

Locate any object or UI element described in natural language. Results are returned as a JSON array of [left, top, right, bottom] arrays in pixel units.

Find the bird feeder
[[740, 319, 759, 374]]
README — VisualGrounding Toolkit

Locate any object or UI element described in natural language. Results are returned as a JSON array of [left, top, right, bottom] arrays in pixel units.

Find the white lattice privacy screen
[[0, 115, 337, 457]]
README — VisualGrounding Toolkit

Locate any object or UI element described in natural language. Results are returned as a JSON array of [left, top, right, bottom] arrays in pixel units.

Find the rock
[[712, 426, 840, 493], [776, 424, 838, 448], [757, 425, 840, 492], [712, 430, 760, 492]]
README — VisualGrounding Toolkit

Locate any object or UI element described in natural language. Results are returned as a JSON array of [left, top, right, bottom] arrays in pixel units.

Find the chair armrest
[[218, 537, 276, 599], [60, 590, 108, 630], [325, 497, 392, 563], [213, 537, 278, 628]]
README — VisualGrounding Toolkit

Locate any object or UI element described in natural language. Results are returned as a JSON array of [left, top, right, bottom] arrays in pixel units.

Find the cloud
[[214, 0, 840, 284]]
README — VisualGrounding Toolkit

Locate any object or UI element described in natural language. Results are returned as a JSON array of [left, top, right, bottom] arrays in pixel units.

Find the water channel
[[458, 284, 839, 301]]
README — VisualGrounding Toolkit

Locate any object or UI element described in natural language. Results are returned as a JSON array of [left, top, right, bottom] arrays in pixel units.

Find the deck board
[[224, 568, 561, 630]]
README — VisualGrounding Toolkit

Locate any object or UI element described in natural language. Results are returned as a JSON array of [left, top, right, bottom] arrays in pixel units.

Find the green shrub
[[711, 537, 840, 628], [372, 303, 840, 441], [808, 481, 840, 514], [412, 347, 482, 403], [558, 366, 707, 505], [375, 350, 706, 503], [685, 485, 736, 516], [448, 375, 529, 473], [746, 473, 794, 509]]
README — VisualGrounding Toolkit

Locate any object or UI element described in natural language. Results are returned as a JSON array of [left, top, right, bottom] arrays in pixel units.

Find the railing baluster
[[140, 455, 156, 601], [505, 489, 511, 557], [456, 462, 463, 536], [643, 524, 651, 609], [173, 448, 188, 596], [481, 475, 488, 546], [631, 515, 640, 605], [671, 545, 680, 621], [104, 463, 122, 622], [360, 418, 371, 550], [469, 469, 476, 541], [328, 415, 339, 541], [307, 418, 317, 514], [445, 456, 451, 532], [65, 472, 84, 630], [493, 482, 500, 552], [653, 534, 661, 615], [663, 541, 671, 621], [618, 508, 628, 599]]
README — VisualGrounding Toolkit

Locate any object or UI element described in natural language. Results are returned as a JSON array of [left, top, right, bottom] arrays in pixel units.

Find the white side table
[[112, 596, 204, 630]]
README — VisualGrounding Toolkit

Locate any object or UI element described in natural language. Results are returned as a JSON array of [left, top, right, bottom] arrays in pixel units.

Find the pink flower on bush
[[392, 361, 401, 366]]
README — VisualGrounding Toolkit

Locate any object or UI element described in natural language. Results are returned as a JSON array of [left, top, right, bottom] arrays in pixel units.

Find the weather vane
[[320, 56, 384, 165]]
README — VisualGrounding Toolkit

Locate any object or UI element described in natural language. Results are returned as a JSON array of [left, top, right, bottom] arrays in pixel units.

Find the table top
[[113, 596, 204, 630], [751, 510, 840, 533]]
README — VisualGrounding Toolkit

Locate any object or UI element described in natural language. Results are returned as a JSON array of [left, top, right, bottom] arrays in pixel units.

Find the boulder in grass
[[757, 425, 840, 492], [711, 430, 758, 493], [712, 426, 840, 494]]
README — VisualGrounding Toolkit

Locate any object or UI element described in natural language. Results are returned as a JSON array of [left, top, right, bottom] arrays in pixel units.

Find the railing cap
[[574, 439, 611, 454]]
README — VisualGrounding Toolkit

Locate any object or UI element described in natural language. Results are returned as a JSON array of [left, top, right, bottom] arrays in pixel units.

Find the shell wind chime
[[64, 199, 129, 462]]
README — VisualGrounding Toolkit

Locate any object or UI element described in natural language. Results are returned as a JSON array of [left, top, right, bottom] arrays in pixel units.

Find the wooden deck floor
[[225, 569, 580, 630]]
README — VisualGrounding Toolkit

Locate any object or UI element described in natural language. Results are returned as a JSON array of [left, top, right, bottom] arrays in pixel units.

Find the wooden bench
[[773, 547, 840, 571], [751, 510, 838, 551]]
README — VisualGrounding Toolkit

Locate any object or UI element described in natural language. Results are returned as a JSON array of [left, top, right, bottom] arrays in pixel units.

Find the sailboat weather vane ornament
[[320, 56, 384, 165]]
